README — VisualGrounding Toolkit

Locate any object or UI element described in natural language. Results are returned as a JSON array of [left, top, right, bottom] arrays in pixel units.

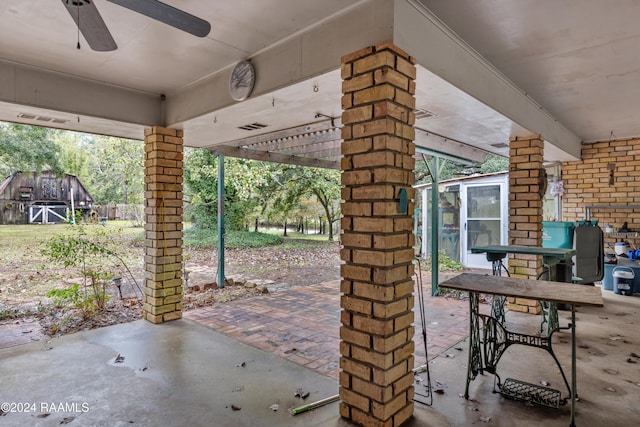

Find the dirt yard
[[0, 222, 340, 338]]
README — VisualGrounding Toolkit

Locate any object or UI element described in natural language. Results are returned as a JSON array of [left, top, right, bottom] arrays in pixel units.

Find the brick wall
[[562, 137, 640, 244], [339, 41, 416, 427], [143, 126, 184, 324], [507, 136, 544, 314]]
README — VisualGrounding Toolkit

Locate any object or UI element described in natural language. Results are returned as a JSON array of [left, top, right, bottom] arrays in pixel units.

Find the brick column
[[507, 135, 544, 314], [143, 126, 184, 324], [339, 42, 416, 427]]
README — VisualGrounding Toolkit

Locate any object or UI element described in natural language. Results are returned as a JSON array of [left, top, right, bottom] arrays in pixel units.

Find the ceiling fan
[[62, 0, 211, 52]]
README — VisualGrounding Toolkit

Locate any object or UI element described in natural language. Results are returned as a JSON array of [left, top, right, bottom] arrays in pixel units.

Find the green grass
[[183, 228, 283, 249], [0, 222, 330, 254], [276, 231, 332, 241], [0, 220, 142, 239], [1, 222, 333, 305], [281, 236, 337, 249], [0, 222, 143, 256], [0, 221, 145, 300], [258, 230, 336, 247], [182, 226, 337, 249]]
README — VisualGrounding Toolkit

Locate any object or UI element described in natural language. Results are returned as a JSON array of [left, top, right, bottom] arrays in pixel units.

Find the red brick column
[[339, 42, 416, 427], [143, 126, 184, 323], [508, 135, 544, 314]]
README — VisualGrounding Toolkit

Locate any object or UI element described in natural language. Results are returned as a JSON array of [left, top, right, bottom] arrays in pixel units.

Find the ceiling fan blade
[[108, 0, 211, 37], [61, 0, 117, 51]]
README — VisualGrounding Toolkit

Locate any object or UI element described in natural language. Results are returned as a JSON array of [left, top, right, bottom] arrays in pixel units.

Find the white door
[[461, 182, 507, 268], [29, 206, 44, 223], [28, 205, 68, 224]]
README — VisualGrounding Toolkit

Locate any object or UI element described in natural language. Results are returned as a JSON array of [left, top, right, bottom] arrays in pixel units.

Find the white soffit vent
[[18, 112, 69, 124], [238, 123, 268, 131], [414, 107, 437, 120]]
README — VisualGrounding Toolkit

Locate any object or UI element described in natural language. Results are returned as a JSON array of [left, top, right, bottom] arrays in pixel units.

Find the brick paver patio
[[185, 278, 474, 380]]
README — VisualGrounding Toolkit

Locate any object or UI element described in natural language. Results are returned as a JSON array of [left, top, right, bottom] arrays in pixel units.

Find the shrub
[[42, 225, 125, 314], [423, 250, 465, 272]]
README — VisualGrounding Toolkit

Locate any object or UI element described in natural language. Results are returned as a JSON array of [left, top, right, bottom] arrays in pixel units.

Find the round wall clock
[[229, 60, 256, 101]]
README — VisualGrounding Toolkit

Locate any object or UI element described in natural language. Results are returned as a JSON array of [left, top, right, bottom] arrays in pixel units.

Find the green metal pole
[[217, 155, 225, 289], [431, 157, 439, 296]]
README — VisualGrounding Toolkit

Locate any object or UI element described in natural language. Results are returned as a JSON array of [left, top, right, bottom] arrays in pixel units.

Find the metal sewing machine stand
[[441, 273, 602, 427]]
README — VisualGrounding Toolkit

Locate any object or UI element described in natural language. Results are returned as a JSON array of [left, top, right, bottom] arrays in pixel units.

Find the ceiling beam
[[208, 144, 340, 170], [0, 59, 161, 136], [415, 127, 489, 163], [415, 147, 476, 166], [394, 0, 582, 160], [166, 0, 394, 124]]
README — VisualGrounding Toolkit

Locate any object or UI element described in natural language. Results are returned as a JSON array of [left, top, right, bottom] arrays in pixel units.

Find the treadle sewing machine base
[[440, 273, 603, 427], [498, 377, 563, 408], [471, 308, 572, 408]]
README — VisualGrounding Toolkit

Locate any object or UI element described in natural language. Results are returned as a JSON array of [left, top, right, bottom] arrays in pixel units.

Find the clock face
[[229, 60, 255, 101]]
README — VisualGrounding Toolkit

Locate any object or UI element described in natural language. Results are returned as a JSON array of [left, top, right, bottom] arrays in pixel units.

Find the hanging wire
[[76, 1, 81, 49], [107, 255, 144, 302], [413, 258, 433, 406]]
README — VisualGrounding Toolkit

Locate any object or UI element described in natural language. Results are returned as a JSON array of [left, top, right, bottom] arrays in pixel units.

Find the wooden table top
[[471, 245, 576, 259], [439, 273, 604, 307]]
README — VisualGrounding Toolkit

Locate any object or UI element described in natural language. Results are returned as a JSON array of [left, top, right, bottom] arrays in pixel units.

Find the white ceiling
[[421, 0, 640, 143], [0, 0, 358, 95], [1, 0, 639, 165]]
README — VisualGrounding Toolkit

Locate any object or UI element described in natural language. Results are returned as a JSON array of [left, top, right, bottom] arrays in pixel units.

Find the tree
[[0, 123, 144, 206], [51, 130, 90, 185], [414, 155, 466, 185], [184, 149, 265, 230], [84, 135, 144, 206], [0, 122, 63, 177], [415, 153, 509, 185], [183, 150, 342, 238], [256, 166, 340, 238], [480, 154, 509, 174], [295, 168, 341, 241]]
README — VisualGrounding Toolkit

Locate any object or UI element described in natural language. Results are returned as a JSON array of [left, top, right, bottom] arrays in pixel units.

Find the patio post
[[507, 135, 544, 314], [217, 154, 225, 288], [429, 156, 439, 296], [143, 126, 184, 323], [339, 41, 417, 427]]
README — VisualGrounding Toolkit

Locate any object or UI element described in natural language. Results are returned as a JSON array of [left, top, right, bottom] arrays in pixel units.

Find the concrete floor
[[420, 290, 640, 427], [0, 287, 638, 427]]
